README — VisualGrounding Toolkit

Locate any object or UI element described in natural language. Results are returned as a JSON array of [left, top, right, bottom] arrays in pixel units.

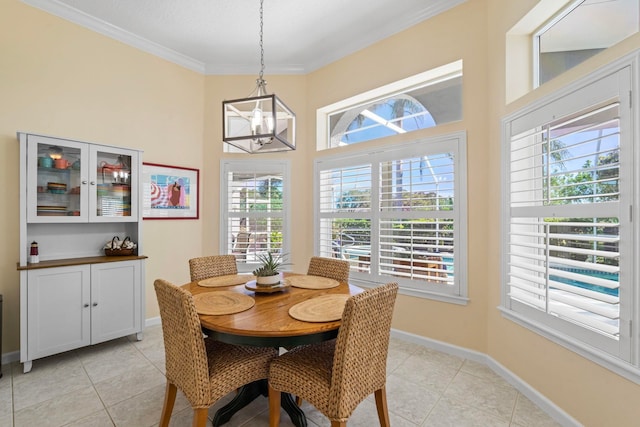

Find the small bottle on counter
[[29, 241, 39, 264]]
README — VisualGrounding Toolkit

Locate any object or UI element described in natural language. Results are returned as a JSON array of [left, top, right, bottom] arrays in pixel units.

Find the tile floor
[[0, 324, 562, 427]]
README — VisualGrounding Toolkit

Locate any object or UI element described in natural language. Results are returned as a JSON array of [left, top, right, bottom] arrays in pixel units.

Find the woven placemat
[[193, 291, 255, 315], [198, 274, 255, 288], [287, 275, 340, 289], [288, 294, 350, 322]]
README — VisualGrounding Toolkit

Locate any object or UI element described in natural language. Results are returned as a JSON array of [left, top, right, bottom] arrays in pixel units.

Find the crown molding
[[22, 0, 466, 76], [22, 0, 206, 73]]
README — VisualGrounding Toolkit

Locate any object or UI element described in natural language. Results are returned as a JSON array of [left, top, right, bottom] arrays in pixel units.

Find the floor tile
[[3, 324, 562, 427], [423, 396, 510, 426], [107, 384, 190, 427], [512, 394, 563, 427], [444, 371, 518, 421], [12, 354, 92, 411], [63, 409, 115, 426], [94, 362, 166, 406], [386, 372, 441, 425], [14, 385, 104, 427]]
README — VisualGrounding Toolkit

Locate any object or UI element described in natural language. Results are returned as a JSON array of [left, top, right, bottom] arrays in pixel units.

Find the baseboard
[[390, 329, 580, 427], [145, 316, 161, 327], [1, 350, 20, 366]]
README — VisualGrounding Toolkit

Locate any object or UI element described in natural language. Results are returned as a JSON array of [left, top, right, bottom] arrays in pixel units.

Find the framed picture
[[142, 162, 199, 219]]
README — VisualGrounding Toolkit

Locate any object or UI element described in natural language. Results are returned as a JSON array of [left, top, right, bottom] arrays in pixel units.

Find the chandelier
[[222, 0, 296, 153]]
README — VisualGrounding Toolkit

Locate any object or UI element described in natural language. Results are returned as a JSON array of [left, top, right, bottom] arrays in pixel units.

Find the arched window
[[331, 95, 436, 146], [321, 61, 463, 150]]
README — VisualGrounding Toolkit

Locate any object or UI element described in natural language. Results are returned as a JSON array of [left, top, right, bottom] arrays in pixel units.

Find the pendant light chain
[[258, 0, 265, 82], [255, 0, 267, 96]]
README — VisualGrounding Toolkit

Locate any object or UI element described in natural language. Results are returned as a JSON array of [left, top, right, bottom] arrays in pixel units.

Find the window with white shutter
[[315, 133, 467, 303], [502, 61, 639, 379], [220, 160, 290, 272]]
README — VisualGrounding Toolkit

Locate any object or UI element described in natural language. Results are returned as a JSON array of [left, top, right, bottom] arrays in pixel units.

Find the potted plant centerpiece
[[253, 252, 287, 287]]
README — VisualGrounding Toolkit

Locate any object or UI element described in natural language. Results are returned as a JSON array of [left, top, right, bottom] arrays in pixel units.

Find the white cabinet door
[[89, 145, 139, 222], [90, 260, 142, 344], [26, 134, 89, 223], [27, 265, 91, 360]]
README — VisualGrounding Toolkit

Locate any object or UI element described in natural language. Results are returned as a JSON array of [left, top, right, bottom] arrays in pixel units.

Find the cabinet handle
[[83, 303, 89, 308], [90, 181, 96, 186], [92, 302, 98, 307], [82, 180, 88, 185]]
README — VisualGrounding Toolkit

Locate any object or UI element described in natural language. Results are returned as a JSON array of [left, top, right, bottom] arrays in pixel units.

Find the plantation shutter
[[504, 66, 632, 358], [378, 154, 455, 285], [222, 161, 288, 266], [315, 133, 466, 300]]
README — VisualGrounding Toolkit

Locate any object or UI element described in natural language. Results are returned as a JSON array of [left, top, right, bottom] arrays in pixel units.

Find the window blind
[[507, 101, 621, 339]]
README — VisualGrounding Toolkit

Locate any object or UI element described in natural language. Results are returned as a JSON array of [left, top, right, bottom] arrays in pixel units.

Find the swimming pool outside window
[[502, 61, 636, 375]]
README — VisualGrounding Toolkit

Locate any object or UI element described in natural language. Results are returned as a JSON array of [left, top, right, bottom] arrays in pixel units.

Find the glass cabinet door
[[26, 134, 138, 223], [27, 136, 88, 222], [91, 146, 137, 220]]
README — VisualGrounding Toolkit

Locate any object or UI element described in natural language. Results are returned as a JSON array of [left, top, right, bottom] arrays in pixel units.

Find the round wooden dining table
[[182, 274, 363, 427]]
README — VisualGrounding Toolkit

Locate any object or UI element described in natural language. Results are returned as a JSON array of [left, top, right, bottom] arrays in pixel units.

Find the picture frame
[[142, 162, 199, 219]]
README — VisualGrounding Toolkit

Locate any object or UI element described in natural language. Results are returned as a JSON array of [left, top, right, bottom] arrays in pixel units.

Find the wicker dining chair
[[188, 254, 238, 282], [267, 282, 399, 427], [306, 256, 351, 283], [153, 279, 278, 427]]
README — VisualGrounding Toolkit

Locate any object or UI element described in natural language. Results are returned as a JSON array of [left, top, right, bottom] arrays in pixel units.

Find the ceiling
[[23, 0, 465, 75]]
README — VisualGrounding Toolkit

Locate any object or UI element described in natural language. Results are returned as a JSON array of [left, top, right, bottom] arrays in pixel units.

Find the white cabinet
[[17, 132, 146, 373], [22, 261, 143, 373]]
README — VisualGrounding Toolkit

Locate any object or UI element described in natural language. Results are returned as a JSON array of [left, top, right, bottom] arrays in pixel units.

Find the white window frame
[[220, 159, 291, 273], [533, 0, 639, 88], [314, 132, 468, 304], [317, 60, 463, 151], [501, 52, 640, 383]]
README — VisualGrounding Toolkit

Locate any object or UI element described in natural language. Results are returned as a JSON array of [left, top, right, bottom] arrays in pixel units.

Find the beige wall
[[0, 0, 205, 351], [2, 0, 640, 424]]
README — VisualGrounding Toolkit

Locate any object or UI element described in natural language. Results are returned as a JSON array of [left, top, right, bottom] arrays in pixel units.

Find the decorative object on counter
[[198, 274, 255, 288], [288, 294, 350, 322], [252, 252, 288, 286], [54, 158, 70, 169], [47, 182, 67, 194], [38, 157, 53, 168], [104, 236, 137, 256], [244, 279, 290, 293], [286, 275, 340, 290], [29, 241, 39, 264]]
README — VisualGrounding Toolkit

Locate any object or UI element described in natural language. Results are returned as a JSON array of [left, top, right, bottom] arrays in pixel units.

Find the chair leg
[[295, 396, 302, 406], [330, 422, 347, 427], [192, 408, 209, 427], [159, 382, 177, 427], [374, 386, 391, 427], [268, 383, 281, 427]]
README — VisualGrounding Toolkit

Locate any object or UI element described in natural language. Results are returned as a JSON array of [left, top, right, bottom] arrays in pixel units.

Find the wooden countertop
[[17, 255, 148, 270]]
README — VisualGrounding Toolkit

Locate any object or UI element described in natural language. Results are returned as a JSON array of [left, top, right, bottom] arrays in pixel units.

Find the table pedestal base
[[212, 380, 307, 427]]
